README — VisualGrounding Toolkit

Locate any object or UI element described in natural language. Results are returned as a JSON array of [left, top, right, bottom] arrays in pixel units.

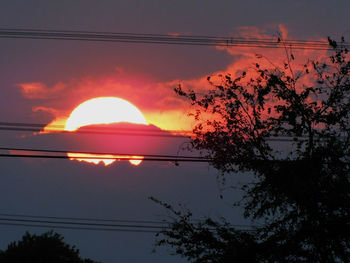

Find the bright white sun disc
[[65, 97, 147, 131], [64, 97, 146, 166]]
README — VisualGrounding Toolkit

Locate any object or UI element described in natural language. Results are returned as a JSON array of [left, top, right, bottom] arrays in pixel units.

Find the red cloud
[[18, 82, 66, 99], [17, 25, 329, 133]]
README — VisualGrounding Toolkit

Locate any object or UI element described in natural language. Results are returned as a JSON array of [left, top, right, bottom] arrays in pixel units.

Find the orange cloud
[[19, 74, 191, 132], [167, 32, 181, 37], [18, 82, 66, 99], [32, 106, 60, 116]]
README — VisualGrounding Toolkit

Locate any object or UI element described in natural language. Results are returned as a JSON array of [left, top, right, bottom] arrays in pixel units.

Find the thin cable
[[0, 216, 257, 233], [0, 147, 206, 160], [7, 152, 350, 164], [0, 222, 158, 233], [0, 28, 328, 44], [0, 28, 344, 50], [0, 212, 257, 229], [0, 121, 193, 134], [0, 222, 256, 233], [0, 122, 312, 141], [1, 151, 346, 164], [0, 217, 166, 229], [0, 126, 318, 142], [0, 153, 212, 162], [0, 217, 257, 232], [0, 213, 164, 225], [0, 126, 187, 138], [0, 36, 331, 50]]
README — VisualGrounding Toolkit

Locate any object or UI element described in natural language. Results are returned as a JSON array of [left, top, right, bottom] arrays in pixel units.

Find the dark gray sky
[[0, 1, 350, 262]]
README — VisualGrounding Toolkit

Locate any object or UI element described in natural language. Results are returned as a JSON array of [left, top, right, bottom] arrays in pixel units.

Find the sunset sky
[[1, 1, 350, 262]]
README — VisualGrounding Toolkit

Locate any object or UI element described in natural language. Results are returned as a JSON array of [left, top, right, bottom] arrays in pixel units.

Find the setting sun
[[65, 97, 147, 131], [65, 97, 146, 166]]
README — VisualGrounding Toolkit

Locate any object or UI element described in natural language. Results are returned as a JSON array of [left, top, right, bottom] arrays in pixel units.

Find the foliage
[[0, 231, 100, 263], [154, 39, 350, 262], [151, 197, 261, 263]]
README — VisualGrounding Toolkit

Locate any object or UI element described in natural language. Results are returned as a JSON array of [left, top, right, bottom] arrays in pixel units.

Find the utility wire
[[0, 153, 212, 163], [0, 214, 256, 233], [0, 125, 310, 141], [0, 150, 347, 164], [0, 121, 191, 138], [0, 222, 255, 233], [0, 222, 158, 233], [0, 28, 327, 44], [0, 217, 166, 229], [0, 121, 193, 135], [0, 121, 311, 141], [0, 213, 164, 225], [0, 212, 254, 228], [0, 146, 206, 160], [0, 28, 345, 50], [1, 151, 346, 164], [0, 127, 187, 138]]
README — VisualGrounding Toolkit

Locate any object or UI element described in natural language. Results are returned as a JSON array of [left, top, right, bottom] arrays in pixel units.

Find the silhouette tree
[[0, 231, 100, 263], [154, 39, 350, 262]]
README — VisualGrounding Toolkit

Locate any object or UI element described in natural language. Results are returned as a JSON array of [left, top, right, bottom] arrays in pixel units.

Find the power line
[[0, 222, 158, 233], [2, 150, 345, 164], [0, 121, 312, 141], [0, 121, 192, 138], [0, 146, 207, 160], [1, 150, 347, 165], [0, 213, 164, 225], [0, 126, 188, 138], [0, 213, 256, 233], [0, 212, 255, 228], [0, 222, 255, 234], [0, 217, 165, 230], [0, 28, 345, 50], [0, 153, 212, 163], [0, 125, 311, 141], [0, 216, 165, 233], [0, 121, 193, 135], [0, 28, 327, 44]]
